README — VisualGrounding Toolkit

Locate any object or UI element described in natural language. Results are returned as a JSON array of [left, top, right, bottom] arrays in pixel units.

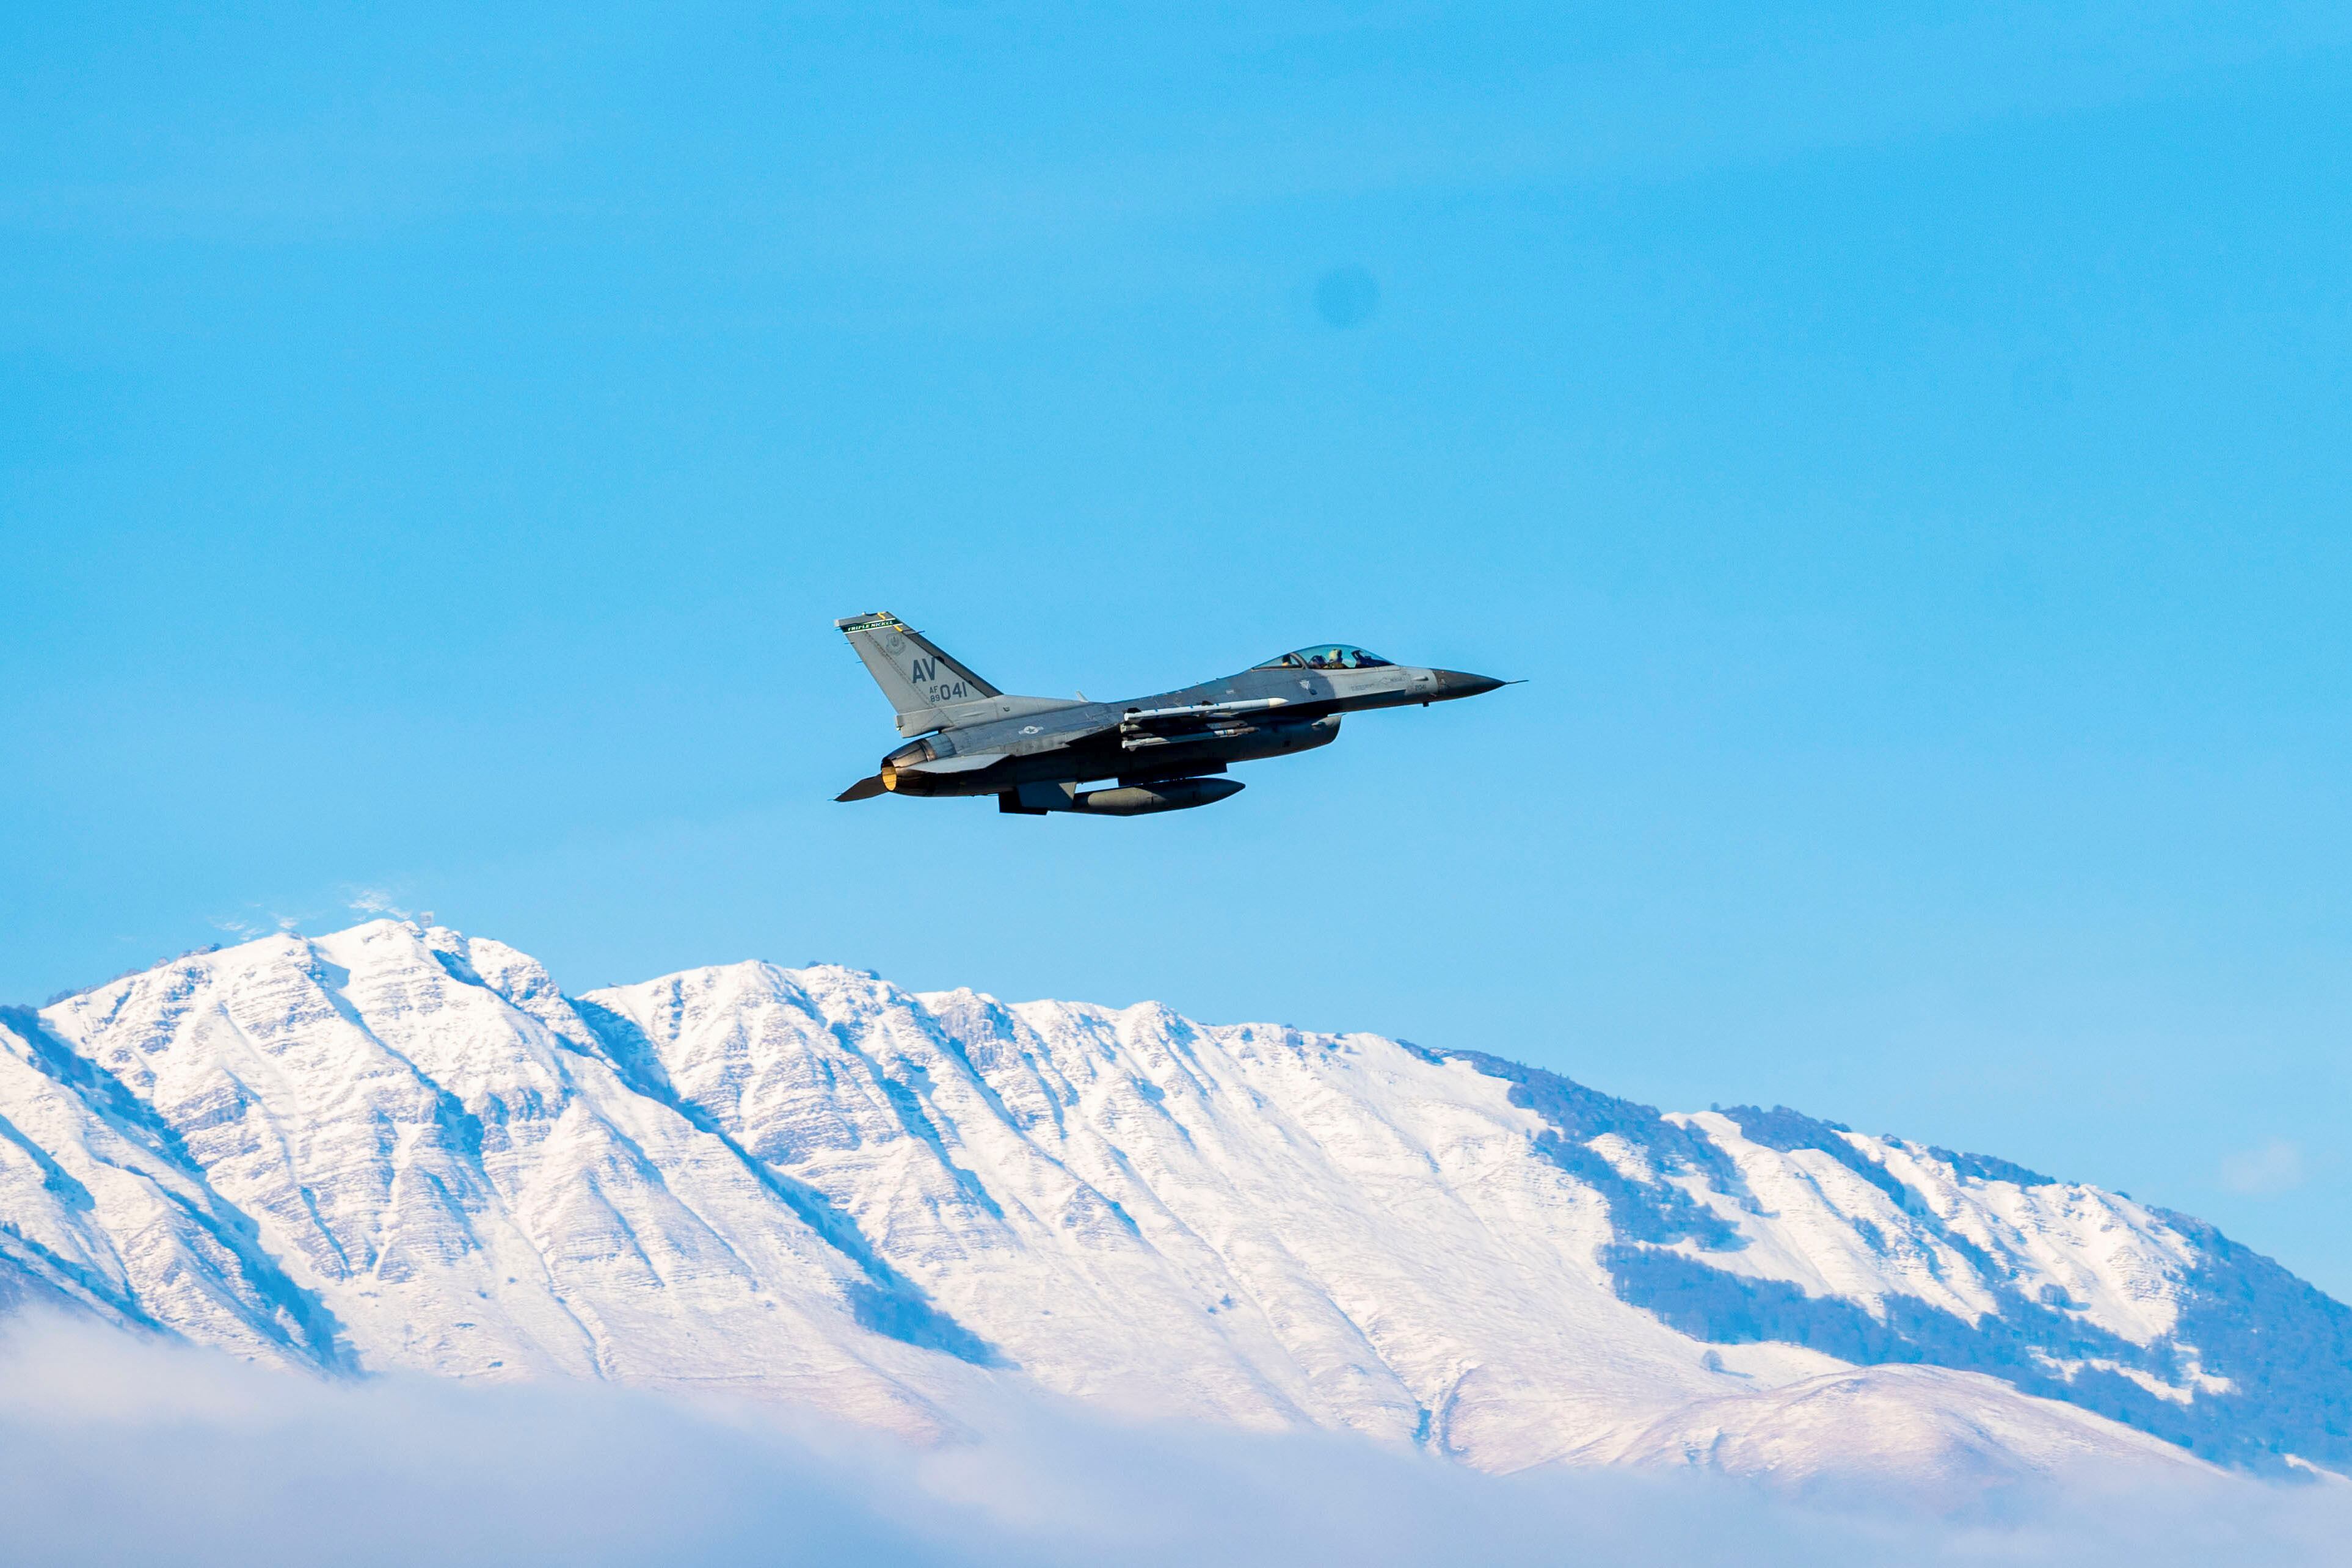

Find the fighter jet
[[832, 611, 1509, 815]]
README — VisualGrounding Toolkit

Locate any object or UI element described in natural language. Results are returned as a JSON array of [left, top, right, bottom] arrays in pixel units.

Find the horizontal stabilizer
[[835, 774, 889, 802]]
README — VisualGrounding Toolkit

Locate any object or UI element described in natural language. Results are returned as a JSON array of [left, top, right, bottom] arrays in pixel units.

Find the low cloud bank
[[2, 1315, 2343, 1566]]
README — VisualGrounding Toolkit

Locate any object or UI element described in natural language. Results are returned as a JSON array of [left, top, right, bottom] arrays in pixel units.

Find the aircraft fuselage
[[833, 615, 1505, 815]]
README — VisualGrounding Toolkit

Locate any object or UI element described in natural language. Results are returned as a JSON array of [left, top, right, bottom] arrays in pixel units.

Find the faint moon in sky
[[1314, 266, 1380, 328]]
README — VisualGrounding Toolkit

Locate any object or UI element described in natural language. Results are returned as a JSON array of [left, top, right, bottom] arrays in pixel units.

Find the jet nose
[[1432, 669, 1505, 700]]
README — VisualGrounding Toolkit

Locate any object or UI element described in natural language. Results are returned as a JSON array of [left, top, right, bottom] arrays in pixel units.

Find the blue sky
[[5, 3, 2350, 1291]]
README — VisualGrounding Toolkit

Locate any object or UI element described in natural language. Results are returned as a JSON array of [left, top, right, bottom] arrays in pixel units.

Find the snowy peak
[[0, 1003, 347, 1368], [5, 921, 2347, 1487], [19, 924, 989, 1432]]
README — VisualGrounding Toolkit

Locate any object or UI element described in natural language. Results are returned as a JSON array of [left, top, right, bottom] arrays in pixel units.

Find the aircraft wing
[[1117, 698, 1290, 729], [1052, 697, 1289, 743], [1096, 697, 1292, 753]]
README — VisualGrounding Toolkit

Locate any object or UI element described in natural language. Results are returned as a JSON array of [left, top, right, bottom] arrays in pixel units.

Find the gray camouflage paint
[[832, 611, 1505, 813]]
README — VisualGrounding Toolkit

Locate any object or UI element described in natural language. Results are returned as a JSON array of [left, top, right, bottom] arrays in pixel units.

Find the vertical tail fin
[[836, 612, 1003, 734]]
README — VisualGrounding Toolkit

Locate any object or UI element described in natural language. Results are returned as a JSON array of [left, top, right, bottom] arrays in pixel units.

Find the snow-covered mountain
[[4, 920, 2345, 1491]]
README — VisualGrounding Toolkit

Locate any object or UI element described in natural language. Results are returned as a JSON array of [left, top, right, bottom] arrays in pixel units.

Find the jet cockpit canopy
[[1253, 645, 1395, 672]]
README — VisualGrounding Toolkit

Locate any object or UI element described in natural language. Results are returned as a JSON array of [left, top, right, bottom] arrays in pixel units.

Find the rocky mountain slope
[[4, 920, 2345, 1489]]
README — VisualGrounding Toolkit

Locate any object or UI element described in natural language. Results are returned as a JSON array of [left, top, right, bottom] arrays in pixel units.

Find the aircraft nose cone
[[1434, 669, 1505, 699]]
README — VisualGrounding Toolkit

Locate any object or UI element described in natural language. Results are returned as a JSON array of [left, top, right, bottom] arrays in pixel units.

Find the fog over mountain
[[4, 920, 2347, 1503], [18, 1310, 2352, 1568]]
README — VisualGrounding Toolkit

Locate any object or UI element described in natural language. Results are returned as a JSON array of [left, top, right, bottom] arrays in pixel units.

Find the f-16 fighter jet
[[833, 611, 1509, 815]]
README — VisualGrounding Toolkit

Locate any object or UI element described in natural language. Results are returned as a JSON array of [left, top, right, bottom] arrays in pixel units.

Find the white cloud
[[343, 887, 412, 920], [0, 1314, 2345, 1567], [207, 903, 316, 940], [2221, 1140, 2307, 1196]]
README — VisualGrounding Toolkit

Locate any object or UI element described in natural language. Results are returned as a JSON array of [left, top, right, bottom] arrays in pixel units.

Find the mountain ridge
[[4, 918, 2344, 1489]]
